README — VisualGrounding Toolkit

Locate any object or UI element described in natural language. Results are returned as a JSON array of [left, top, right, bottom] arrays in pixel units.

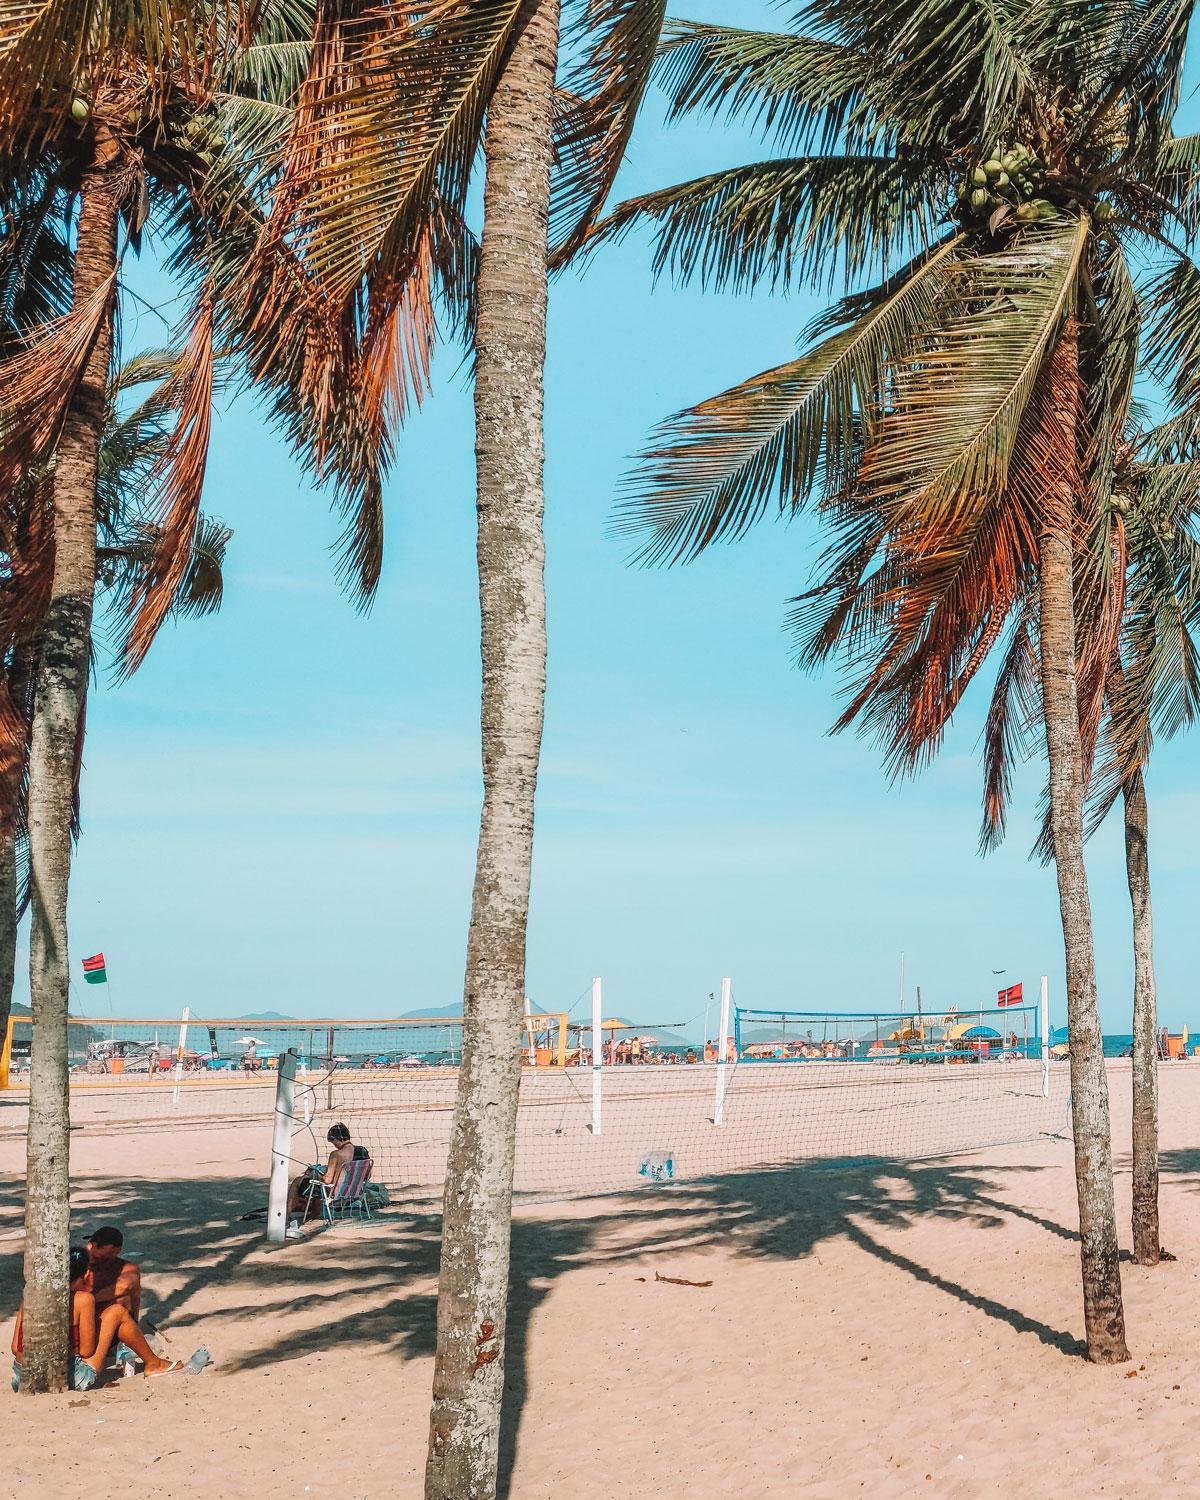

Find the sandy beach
[[2, 1059, 1199, 1499]]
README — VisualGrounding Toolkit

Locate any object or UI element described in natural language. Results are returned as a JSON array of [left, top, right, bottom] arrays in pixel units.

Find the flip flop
[[145, 1360, 186, 1378]]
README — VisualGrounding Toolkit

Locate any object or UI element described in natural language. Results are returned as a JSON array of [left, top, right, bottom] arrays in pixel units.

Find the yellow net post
[[0, 1013, 13, 1090]]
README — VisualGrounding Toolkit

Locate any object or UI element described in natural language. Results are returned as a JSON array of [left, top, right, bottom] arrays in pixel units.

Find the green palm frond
[[655, 22, 883, 154], [860, 214, 1088, 523], [616, 234, 963, 565], [551, 0, 667, 261], [804, 0, 1033, 148], [1143, 252, 1200, 420], [582, 154, 945, 293]]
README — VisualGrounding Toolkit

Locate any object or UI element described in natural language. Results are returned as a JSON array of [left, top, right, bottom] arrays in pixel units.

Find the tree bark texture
[[425, 1, 559, 1494], [20, 163, 118, 1394], [1037, 329, 1128, 1364], [1123, 767, 1160, 1265], [1, 643, 34, 1072], [0, 832, 14, 1061]]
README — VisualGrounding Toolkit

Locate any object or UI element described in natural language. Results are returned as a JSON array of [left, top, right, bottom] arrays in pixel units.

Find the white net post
[[171, 1005, 190, 1105], [267, 1048, 299, 1242], [1040, 974, 1050, 1098], [591, 976, 603, 1136], [713, 976, 732, 1125], [524, 995, 537, 1067]]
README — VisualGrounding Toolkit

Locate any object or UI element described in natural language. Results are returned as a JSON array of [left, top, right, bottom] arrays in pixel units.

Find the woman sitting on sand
[[11, 1247, 186, 1389]]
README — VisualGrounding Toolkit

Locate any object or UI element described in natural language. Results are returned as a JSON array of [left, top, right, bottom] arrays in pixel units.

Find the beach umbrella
[[237, 1035, 266, 1046]]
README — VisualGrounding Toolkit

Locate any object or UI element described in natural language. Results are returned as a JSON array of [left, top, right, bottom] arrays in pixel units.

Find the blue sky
[[16, 1, 1200, 1036]]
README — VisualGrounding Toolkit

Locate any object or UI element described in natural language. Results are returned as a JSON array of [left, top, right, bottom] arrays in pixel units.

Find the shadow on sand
[[0, 1148, 1089, 1496]]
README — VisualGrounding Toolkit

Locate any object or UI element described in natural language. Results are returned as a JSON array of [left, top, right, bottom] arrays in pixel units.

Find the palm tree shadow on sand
[[0, 1152, 1090, 1498]]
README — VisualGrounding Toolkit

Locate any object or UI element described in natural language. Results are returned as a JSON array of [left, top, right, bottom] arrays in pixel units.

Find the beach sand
[[2, 1060, 1200, 1498]]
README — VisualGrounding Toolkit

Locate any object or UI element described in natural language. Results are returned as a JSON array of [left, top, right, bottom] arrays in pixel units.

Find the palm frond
[[615, 234, 962, 565], [654, 22, 882, 154], [120, 285, 215, 675], [0, 276, 117, 496], [551, 0, 667, 262], [859, 214, 1088, 523], [0, 0, 247, 150], [1143, 252, 1200, 419], [584, 153, 945, 295], [267, 0, 521, 303], [979, 596, 1040, 851], [802, 0, 1034, 149]]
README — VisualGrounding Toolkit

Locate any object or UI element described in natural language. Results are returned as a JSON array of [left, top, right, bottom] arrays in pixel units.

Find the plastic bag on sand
[[638, 1151, 674, 1183]]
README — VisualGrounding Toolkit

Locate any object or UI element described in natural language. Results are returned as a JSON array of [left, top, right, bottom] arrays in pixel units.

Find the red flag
[[997, 982, 1023, 1007]]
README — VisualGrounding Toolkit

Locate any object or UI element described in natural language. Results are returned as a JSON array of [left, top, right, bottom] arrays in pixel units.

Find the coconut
[[70, 98, 89, 122], [983, 159, 1003, 176], [972, 166, 988, 186], [970, 188, 988, 210]]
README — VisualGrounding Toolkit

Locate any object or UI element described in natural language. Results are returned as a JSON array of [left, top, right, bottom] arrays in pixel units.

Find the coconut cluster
[[958, 142, 1056, 224]]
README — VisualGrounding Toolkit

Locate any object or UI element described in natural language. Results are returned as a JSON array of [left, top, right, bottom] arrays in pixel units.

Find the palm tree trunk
[[424, 1, 559, 1493], [1123, 766, 1160, 1264], [1, 644, 34, 1073], [1037, 329, 1128, 1364], [0, 831, 14, 1060], [20, 161, 118, 1395]]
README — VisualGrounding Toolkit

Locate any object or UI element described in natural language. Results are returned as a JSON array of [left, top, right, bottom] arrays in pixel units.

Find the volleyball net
[[266, 983, 1067, 1229], [0, 983, 1070, 1219], [0, 1009, 570, 1090]]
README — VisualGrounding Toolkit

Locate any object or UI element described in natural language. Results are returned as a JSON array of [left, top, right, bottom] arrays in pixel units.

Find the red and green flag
[[82, 953, 107, 985]]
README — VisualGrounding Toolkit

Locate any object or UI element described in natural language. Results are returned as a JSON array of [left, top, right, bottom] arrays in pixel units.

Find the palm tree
[[251, 1, 665, 1486], [585, 0, 1200, 1361], [798, 421, 1200, 1270], [0, 0, 335, 1392], [1, 351, 231, 1035], [1083, 446, 1200, 1265], [0, 347, 231, 1393]]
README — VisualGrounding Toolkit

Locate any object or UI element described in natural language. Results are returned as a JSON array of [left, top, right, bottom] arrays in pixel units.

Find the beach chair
[[303, 1154, 375, 1226]]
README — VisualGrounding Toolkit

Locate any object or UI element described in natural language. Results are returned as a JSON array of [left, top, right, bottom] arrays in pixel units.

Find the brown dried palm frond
[[119, 285, 216, 674], [0, 0, 261, 151], [259, 0, 518, 304], [0, 275, 117, 496]]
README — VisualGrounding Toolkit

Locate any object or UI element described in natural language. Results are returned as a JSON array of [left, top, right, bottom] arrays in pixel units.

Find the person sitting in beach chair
[[286, 1123, 367, 1236]]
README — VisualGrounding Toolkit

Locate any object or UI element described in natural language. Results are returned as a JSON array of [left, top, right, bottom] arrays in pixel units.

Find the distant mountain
[[238, 1010, 297, 1021], [398, 1001, 555, 1020]]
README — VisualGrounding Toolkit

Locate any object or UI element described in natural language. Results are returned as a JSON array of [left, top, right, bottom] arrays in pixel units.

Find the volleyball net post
[[267, 1047, 299, 1243], [590, 976, 602, 1136], [713, 975, 732, 1125], [171, 1006, 190, 1104], [1040, 975, 1050, 1099], [0, 1013, 13, 1090]]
